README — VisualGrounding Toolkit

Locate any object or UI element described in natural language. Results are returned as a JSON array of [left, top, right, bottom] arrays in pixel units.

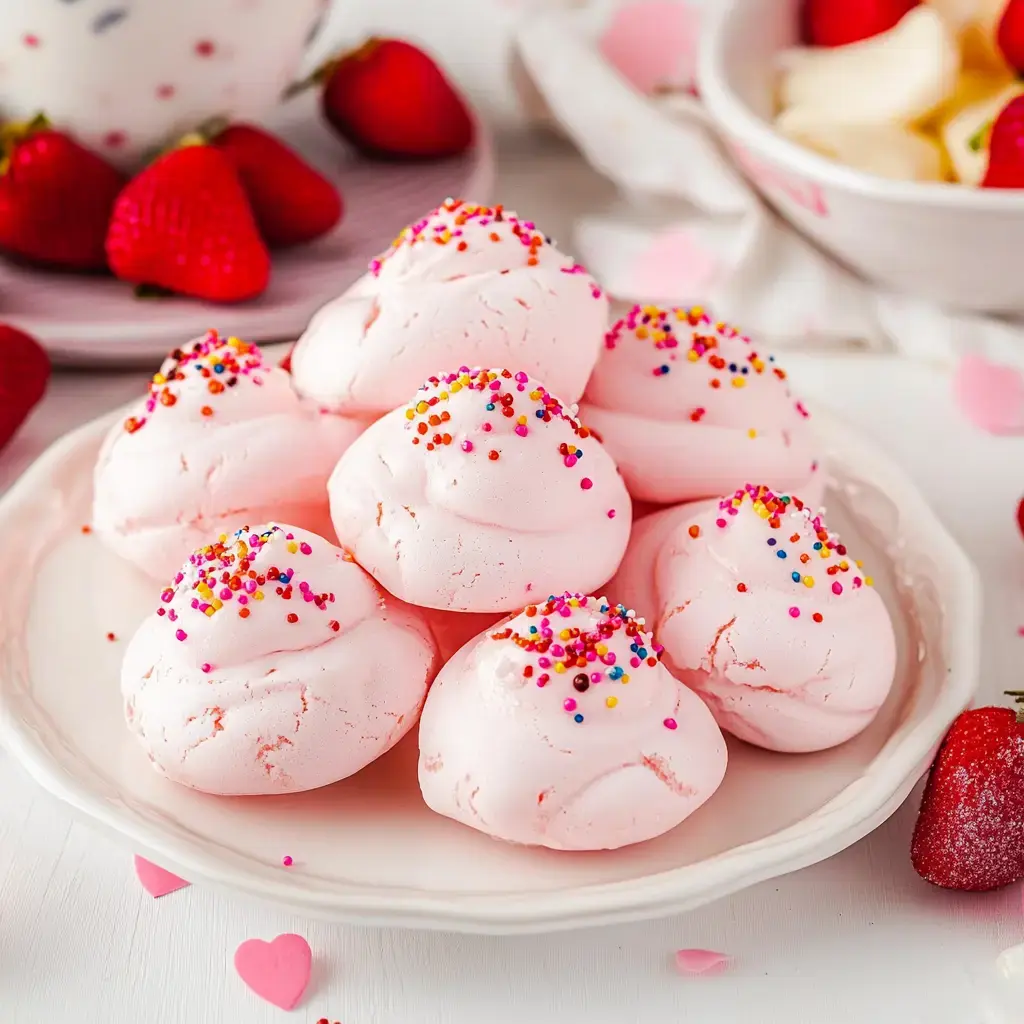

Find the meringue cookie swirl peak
[[418, 592, 728, 850], [92, 329, 363, 581], [580, 306, 823, 504], [610, 484, 897, 753], [327, 368, 633, 613], [290, 198, 608, 415], [121, 523, 438, 795]]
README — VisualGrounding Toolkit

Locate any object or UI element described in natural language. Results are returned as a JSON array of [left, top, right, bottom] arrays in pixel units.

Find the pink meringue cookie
[[93, 331, 364, 581], [122, 523, 438, 795], [328, 368, 632, 612], [418, 592, 727, 850], [611, 485, 897, 753], [290, 199, 608, 416], [579, 306, 823, 505]]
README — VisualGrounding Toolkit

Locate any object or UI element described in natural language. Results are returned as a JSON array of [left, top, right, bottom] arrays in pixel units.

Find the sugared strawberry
[[982, 94, 1024, 188], [0, 324, 50, 450], [106, 144, 270, 303], [311, 39, 474, 160], [803, 0, 919, 47], [998, 0, 1024, 73], [911, 697, 1024, 891], [0, 118, 124, 270], [211, 124, 342, 247]]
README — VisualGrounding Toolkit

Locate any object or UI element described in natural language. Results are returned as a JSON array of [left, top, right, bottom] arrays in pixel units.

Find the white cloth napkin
[[512, 0, 1024, 435]]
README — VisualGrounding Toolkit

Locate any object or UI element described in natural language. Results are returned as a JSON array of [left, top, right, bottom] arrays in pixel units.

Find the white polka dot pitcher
[[0, 0, 330, 168]]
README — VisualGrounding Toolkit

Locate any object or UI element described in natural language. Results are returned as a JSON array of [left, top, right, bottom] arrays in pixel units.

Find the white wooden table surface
[[2, 137, 1024, 1024]]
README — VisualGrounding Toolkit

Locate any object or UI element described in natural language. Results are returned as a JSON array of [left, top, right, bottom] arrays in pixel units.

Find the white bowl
[[698, 0, 1024, 315], [0, 395, 979, 933], [0, 0, 328, 168]]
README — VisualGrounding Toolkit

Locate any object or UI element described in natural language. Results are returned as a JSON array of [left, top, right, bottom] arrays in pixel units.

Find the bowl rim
[[697, 0, 1024, 210]]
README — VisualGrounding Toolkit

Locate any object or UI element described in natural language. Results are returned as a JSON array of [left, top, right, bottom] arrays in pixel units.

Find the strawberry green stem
[[281, 38, 382, 100], [1004, 691, 1024, 724]]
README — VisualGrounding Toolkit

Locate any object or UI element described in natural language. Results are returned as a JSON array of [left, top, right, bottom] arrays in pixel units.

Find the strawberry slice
[[211, 124, 342, 248], [911, 696, 1024, 891], [0, 324, 50, 450], [0, 118, 124, 270], [982, 94, 1024, 188], [106, 144, 270, 303], [998, 0, 1024, 74], [803, 0, 920, 47]]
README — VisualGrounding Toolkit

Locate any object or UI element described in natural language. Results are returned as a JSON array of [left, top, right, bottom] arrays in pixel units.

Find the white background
[[3, 4, 1024, 1021]]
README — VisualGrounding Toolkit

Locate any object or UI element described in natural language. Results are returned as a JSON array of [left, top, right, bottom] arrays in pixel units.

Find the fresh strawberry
[[0, 324, 50, 450], [998, 0, 1024, 73], [106, 144, 270, 303], [911, 696, 1024, 891], [803, 0, 919, 47], [982, 94, 1024, 188], [279, 347, 293, 373], [312, 39, 474, 160], [0, 118, 124, 270], [1017, 496, 1024, 538], [211, 124, 342, 247]]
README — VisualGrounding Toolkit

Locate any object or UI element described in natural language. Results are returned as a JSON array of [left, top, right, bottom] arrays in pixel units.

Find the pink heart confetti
[[234, 933, 312, 1011], [599, 1, 701, 94], [953, 354, 1024, 435], [674, 948, 731, 975], [627, 228, 720, 302], [134, 855, 190, 898]]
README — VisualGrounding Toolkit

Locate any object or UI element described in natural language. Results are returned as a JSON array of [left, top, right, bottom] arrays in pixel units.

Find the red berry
[[982, 95, 1024, 188], [911, 702, 1024, 891], [0, 324, 50, 450], [803, 0, 919, 47], [998, 0, 1024, 73], [0, 124, 124, 270], [319, 39, 474, 160], [279, 347, 293, 373], [211, 124, 342, 248], [106, 144, 270, 303], [1016, 496, 1024, 538]]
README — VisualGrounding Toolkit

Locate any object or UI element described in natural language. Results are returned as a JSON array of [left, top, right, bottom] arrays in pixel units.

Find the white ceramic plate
[[0, 406, 979, 934], [0, 99, 495, 366]]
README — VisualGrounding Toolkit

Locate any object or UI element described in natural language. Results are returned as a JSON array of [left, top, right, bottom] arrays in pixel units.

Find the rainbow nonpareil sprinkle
[[123, 330, 267, 434], [489, 593, 670, 726]]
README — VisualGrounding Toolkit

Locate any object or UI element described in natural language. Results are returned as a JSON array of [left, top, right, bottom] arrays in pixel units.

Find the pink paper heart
[[599, 1, 701, 94], [234, 933, 312, 1011], [953, 354, 1024, 435], [674, 948, 731, 975], [134, 855, 190, 898], [627, 228, 720, 302]]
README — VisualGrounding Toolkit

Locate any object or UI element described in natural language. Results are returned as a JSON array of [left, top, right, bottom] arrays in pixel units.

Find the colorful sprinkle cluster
[[490, 593, 676, 728], [710, 484, 874, 624], [158, 526, 339, 655], [404, 368, 592, 480], [604, 305, 809, 419], [369, 198, 602, 298], [124, 330, 266, 434]]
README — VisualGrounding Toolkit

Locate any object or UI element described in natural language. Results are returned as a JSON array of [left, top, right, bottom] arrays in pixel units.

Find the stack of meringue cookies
[[95, 200, 897, 853]]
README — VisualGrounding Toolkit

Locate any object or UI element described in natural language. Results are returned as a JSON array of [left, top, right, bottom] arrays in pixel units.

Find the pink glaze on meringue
[[122, 523, 438, 795], [328, 368, 632, 613], [580, 307, 822, 505], [418, 592, 727, 850], [610, 485, 897, 753], [92, 331, 364, 581], [290, 199, 607, 416]]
